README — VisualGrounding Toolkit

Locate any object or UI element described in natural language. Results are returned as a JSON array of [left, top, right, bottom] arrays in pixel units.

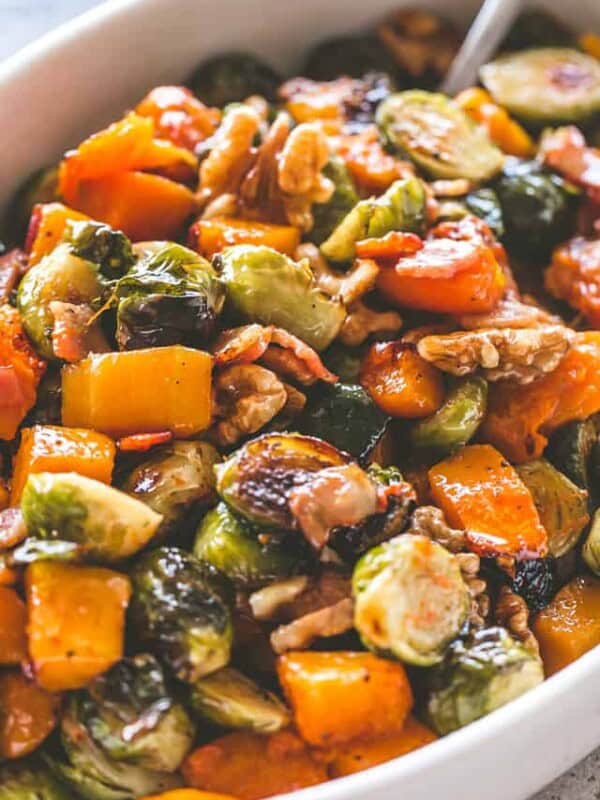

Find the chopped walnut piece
[[201, 192, 239, 219], [378, 9, 460, 80], [49, 301, 110, 362], [417, 325, 574, 383], [249, 576, 309, 621], [295, 244, 380, 305], [455, 552, 489, 628], [407, 505, 466, 553], [270, 598, 355, 654], [210, 364, 287, 446], [430, 178, 473, 197], [240, 112, 290, 219], [339, 301, 403, 346], [456, 296, 562, 331], [495, 585, 540, 658]]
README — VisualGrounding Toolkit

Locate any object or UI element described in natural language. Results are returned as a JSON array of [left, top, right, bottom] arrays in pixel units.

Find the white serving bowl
[[1, 1, 599, 798]]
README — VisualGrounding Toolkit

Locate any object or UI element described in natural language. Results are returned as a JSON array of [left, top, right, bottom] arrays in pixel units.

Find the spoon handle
[[440, 0, 523, 96]]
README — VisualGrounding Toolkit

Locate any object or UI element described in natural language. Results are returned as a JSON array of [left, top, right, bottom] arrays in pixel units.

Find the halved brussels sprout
[[121, 441, 220, 538], [464, 188, 504, 239], [215, 433, 350, 529], [583, 508, 600, 576], [116, 243, 225, 350], [320, 176, 426, 263], [130, 547, 233, 683], [310, 157, 359, 246], [188, 52, 281, 106], [516, 459, 589, 558], [410, 377, 487, 454], [302, 36, 398, 81], [546, 418, 598, 492], [297, 383, 389, 461], [480, 48, 600, 125], [495, 159, 579, 257], [329, 464, 415, 562], [426, 626, 544, 735], [501, 9, 575, 51], [353, 533, 470, 666], [193, 502, 309, 589], [53, 693, 180, 800], [21, 472, 163, 562], [72, 654, 195, 772], [0, 759, 70, 800], [377, 91, 503, 181], [16, 243, 103, 359], [65, 220, 135, 279], [510, 558, 557, 614], [190, 666, 290, 733], [321, 342, 367, 383], [216, 245, 346, 351]]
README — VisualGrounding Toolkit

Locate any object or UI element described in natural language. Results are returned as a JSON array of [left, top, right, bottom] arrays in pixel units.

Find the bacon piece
[[212, 324, 273, 366], [540, 126, 600, 204], [270, 598, 354, 653], [0, 249, 27, 303], [355, 231, 423, 261], [118, 431, 173, 452], [49, 301, 104, 363], [269, 328, 337, 384]]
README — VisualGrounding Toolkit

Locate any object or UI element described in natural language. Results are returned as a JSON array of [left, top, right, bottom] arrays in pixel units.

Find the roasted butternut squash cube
[[25, 562, 131, 691], [192, 217, 300, 258], [0, 587, 27, 665]]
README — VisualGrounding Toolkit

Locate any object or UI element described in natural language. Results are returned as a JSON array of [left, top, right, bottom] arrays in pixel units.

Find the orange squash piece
[[455, 88, 535, 158], [481, 332, 600, 463], [377, 237, 505, 315], [0, 670, 59, 759], [277, 651, 413, 748], [533, 575, 600, 676], [62, 346, 212, 438], [25, 202, 90, 266], [0, 587, 27, 665], [142, 792, 237, 800], [0, 481, 8, 511], [0, 305, 46, 441], [545, 237, 600, 327], [136, 86, 220, 151], [335, 131, 410, 193], [327, 716, 438, 778], [182, 730, 327, 800], [360, 341, 445, 418], [429, 444, 548, 559], [191, 217, 301, 258], [11, 425, 116, 504], [26, 561, 131, 691]]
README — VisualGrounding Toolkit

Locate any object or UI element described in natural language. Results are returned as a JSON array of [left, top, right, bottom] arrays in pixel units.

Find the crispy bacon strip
[[118, 431, 173, 452], [540, 126, 600, 204]]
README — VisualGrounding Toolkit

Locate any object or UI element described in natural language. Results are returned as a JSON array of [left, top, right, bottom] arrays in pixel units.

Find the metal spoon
[[441, 0, 523, 96]]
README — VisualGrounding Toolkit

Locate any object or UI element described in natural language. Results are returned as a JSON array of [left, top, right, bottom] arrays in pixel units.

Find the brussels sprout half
[[501, 9, 575, 52], [310, 157, 360, 246], [353, 534, 470, 666], [21, 472, 164, 562], [320, 176, 426, 263], [216, 245, 346, 351], [516, 459, 589, 558], [190, 666, 290, 733], [546, 418, 598, 493], [122, 441, 220, 539], [426, 627, 544, 735], [115, 243, 225, 351], [215, 432, 350, 530], [130, 547, 233, 683], [65, 220, 135, 279], [410, 377, 488, 454], [302, 35, 398, 81], [464, 188, 504, 239], [193, 502, 309, 589], [17, 243, 104, 359], [481, 48, 600, 125], [377, 91, 504, 182], [0, 759, 70, 800], [74, 654, 195, 773], [188, 52, 282, 106]]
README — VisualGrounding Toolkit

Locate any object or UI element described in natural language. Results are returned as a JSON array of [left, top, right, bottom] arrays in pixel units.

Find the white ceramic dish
[[1, 1, 600, 798]]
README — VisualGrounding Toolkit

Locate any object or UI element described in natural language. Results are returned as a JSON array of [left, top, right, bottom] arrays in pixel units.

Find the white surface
[[0, 1, 600, 799]]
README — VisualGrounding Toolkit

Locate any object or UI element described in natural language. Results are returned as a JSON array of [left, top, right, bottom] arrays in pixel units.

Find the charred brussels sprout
[[65, 220, 135, 279], [116, 244, 224, 350], [320, 176, 426, 263], [297, 383, 389, 461], [330, 464, 415, 562], [495, 159, 578, 257], [17, 243, 103, 359], [0, 759, 70, 800], [130, 547, 233, 682], [71, 654, 195, 772], [215, 432, 350, 529], [121, 441, 220, 538], [21, 472, 163, 562], [353, 534, 470, 665], [411, 377, 487, 454], [190, 667, 290, 733], [377, 91, 503, 182], [216, 245, 346, 351], [516, 459, 589, 558], [53, 693, 180, 800], [310, 157, 359, 246], [464, 188, 504, 239], [501, 9, 575, 51], [510, 558, 557, 614], [546, 418, 598, 492], [193, 502, 309, 589], [321, 342, 367, 383], [426, 627, 544, 735], [302, 36, 397, 80], [583, 509, 600, 576], [480, 48, 600, 125], [189, 52, 281, 106]]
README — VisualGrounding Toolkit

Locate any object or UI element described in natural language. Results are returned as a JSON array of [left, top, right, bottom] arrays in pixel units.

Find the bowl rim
[[0, 2, 599, 798]]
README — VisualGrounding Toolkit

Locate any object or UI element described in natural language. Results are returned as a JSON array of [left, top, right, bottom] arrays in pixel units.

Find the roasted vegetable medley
[[2, 5, 600, 799]]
